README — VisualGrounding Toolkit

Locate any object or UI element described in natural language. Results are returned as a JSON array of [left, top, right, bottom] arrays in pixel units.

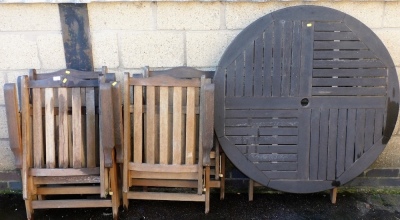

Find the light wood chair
[[143, 66, 226, 200], [122, 71, 215, 213], [17, 69, 120, 219]]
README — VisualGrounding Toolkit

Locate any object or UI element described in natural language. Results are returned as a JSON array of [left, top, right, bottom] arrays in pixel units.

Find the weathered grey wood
[[263, 25, 273, 97], [313, 51, 377, 59], [327, 109, 338, 180], [345, 109, 357, 169], [226, 62, 235, 97], [299, 21, 314, 97], [272, 20, 282, 97], [355, 109, 366, 160], [313, 69, 386, 77], [314, 41, 367, 50], [314, 32, 358, 41], [318, 109, 329, 180], [290, 21, 301, 97], [281, 20, 293, 97], [309, 109, 320, 180], [244, 43, 254, 97], [314, 60, 385, 68], [312, 78, 386, 87], [312, 87, 386, 96], [253, 36, 263, 97], [255, 162, 297, 171], [235, 54, 244, 97], [336, 109, 347, 177], [214, 5, 398, 194], [364, 109, 375, 152], [314, 22, 350, 32]]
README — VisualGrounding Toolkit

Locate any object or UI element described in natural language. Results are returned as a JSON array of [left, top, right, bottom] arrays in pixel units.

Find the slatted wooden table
[[214, 5, 399, 193]]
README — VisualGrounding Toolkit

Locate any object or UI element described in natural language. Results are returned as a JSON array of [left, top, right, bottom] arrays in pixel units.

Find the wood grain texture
[[45, 88, 55, 168], [72, 88, 82, 168]]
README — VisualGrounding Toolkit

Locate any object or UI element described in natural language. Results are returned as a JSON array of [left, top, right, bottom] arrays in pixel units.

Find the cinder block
[[383, 2, 400, 28], [5, 70, 27, 84], [88, 2, 154, 31], [225, 2, 300, 30], [0, 4, 60, 31], [0, 35, 40, 70], [373, 29, 400, 67], [0, 74, 5, 105], [92, 32, 119, 69], [0, 141, 16, 171], [37, 34, 66, 70], [119, 31, 185, 68], [157, 2, 221, 30], [315, 2, 384, 28], [187, 31, 239, 67], [371, 135, 400, 168], [0, 107, 8, 139]]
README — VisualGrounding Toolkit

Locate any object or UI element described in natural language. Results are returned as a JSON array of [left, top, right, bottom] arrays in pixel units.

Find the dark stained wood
[[299, 21, 313, 97], [253, 36, 263, 97], [272, 20, 282, 97], [290, 21, 301, 97], [214, 5, 399, 194], [327, 109, 338, 180]]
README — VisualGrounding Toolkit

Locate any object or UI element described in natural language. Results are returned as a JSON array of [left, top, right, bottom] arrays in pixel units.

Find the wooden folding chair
[[17, 69, 120, 219], [122, 71, 215, 213], [143, 66, 226, 200], [4, 68, 119, 170]]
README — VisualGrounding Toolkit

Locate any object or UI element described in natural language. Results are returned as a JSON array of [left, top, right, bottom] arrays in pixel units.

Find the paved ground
[[1, 187, 400, 219]]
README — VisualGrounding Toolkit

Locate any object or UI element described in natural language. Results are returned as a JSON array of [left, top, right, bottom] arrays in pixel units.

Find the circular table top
[[214, 5, 399, 193]]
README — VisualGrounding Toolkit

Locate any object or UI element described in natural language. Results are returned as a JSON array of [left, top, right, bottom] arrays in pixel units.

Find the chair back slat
[[72, 88, 83, 168], [172, 87, 183, 165], [45, 88, 56, 168], [58, 88, 69, 168], [128, 75, 202, 166], [185, 87, 196, 165], [33, 88, 44, 168], [145, 86, 157, 164], [133, 86, 143, 163], [86, 87, 96, 168], [159, 86, 170, 165]]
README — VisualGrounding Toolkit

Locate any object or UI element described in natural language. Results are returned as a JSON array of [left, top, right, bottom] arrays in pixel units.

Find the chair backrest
[[21, 73, 114, 171], [124, 73, 214, 167], [143, 66, 214, 79]]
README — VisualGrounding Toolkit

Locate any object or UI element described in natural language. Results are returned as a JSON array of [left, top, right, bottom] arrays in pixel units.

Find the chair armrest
[[4, 83, 22, 169], [201, 83, 215, 166], [100, 83, 115, 168]]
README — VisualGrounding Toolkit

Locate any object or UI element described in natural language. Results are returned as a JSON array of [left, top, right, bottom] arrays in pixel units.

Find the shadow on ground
[[1, 190, 400, 220]]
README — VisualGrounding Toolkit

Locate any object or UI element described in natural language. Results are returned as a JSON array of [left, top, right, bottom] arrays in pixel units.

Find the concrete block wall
[[1, 1, 400, 188]]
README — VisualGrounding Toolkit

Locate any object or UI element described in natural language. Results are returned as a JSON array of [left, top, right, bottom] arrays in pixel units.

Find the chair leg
[[249, 179, 254, 201], [25, 197, 33, 220], [123, 192, 129, 210], [220, 153, 226, 200], [205, 166, 210, 214], [330, 187, 338, 204], [110, 152, 120, 219]]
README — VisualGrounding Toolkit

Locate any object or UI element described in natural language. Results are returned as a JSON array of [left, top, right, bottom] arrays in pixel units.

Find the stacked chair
[[4, 66, 225, 217], [122, 66, 224, 213], [4, 68, 121, 219]]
